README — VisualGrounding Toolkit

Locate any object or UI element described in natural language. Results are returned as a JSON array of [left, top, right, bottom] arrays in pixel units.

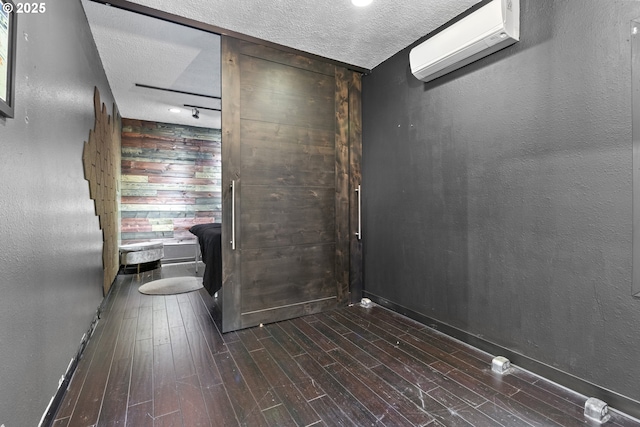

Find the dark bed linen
[[189, 223, 222, 296]]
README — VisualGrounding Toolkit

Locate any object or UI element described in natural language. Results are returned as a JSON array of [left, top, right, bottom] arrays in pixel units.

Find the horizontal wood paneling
[[240, 186, 335, 248], [240, 56, 335, 131], [121, 119, 221, 245], [121, 183, 219, 193], [241, 243, 336, 313], [240, 120, 335, 187], [237, 39, 336, 76], [240, 298, 338, 329]]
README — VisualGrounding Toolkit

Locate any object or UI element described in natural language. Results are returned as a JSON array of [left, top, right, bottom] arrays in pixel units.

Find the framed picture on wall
[[0, 0, 16, 118]]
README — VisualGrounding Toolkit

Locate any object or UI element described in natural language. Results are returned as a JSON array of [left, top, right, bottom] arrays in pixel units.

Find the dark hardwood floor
[[52, 263, 640, 426]]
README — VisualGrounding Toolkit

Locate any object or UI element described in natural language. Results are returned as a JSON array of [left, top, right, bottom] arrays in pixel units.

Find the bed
[[189, 223, 222, 296]]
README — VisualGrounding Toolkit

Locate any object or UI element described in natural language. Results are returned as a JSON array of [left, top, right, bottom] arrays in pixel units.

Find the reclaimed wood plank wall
[[120, 119, 222, 245]]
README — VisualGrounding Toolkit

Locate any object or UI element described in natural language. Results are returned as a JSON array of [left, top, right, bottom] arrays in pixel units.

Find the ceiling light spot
[[352, 0, 372, 6], [168, 108, 181, 113]]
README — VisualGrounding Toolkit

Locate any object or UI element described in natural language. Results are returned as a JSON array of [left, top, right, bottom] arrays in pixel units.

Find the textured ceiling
[[83, 0, 481, 128], [83, 0, 221, 128], [127, 0, 481, 70]]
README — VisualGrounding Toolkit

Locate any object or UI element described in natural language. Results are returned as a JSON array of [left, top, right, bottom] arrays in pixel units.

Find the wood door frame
[[348, 72, 363, 304], [221, 36, 242, 332], [221, 35, 362, 332]]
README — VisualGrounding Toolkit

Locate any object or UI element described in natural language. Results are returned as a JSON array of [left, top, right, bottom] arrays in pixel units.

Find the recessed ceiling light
[[352, 0, 372, 6], [168, 108, 181, 113]]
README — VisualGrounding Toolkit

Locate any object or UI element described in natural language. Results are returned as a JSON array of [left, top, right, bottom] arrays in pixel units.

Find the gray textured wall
[[0, 1, 114, 424], [363, 0, 640, 402]]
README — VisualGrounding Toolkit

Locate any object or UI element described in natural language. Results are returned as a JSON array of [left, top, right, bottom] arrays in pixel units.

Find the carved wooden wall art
[[82, 87, 121, 295]]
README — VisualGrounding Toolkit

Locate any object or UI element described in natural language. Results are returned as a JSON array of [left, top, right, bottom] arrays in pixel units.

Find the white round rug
[[138, 276, 203, 295]]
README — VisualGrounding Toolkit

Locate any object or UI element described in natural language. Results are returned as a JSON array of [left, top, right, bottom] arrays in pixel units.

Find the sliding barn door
[[220, 36, 360, 332]]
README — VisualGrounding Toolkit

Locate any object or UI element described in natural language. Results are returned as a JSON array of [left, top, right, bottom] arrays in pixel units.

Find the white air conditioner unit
[[409, 0, 519, 83]]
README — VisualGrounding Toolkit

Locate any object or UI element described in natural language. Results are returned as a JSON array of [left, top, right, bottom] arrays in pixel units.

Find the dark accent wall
[[0, 1, 114, 424], [120, 119, 222, 244], [363, 0, 640, 405]]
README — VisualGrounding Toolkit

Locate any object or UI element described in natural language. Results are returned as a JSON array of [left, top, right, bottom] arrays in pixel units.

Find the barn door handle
[[231, 180, 236, 250], [355, 184, 362, 240]]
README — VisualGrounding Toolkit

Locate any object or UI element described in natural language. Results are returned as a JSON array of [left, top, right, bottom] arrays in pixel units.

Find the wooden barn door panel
[[221, 36, 355, 332], [240, 186, 336, 249], [240, 121, 336, 188]]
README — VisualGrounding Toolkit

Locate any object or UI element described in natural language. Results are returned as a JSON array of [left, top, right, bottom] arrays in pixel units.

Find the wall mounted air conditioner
[[409, 0, 519, 83]]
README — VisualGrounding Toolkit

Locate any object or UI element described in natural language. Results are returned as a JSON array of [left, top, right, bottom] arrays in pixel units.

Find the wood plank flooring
[[53, 264, 640, 426]]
